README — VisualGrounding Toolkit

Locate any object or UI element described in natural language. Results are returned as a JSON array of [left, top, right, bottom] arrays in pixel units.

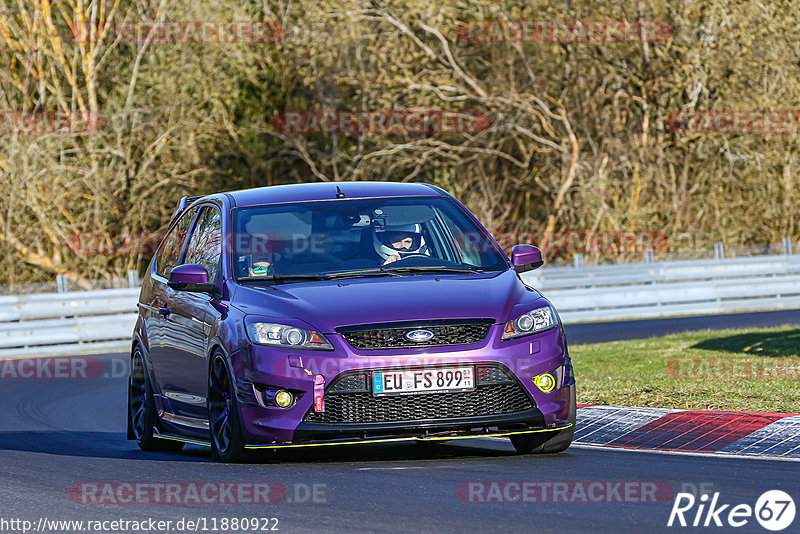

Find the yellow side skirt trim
[[153, 432, 211, 447]]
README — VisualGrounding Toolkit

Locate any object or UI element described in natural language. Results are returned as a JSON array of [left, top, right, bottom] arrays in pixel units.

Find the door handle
[[158, 307, 171, 317]]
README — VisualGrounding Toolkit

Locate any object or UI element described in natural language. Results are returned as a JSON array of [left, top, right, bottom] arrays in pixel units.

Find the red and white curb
[[575, 405, 800, 457]]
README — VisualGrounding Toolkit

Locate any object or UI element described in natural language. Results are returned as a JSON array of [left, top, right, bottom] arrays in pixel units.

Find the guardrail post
[[784, 237, 793, 255], [644, 247, 654, 263], [127, 269, 140, 288], [56, 274, 67, 293], [714, 242, 725, 259], [573, 253, 584, 268]]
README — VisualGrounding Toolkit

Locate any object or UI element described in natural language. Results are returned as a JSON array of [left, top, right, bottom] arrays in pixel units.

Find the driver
[[373, 224, 428, 265]]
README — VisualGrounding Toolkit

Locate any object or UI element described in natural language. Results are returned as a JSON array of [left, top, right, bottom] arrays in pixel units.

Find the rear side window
[[185, 206, 222, 281], [155, 207, 198, 277]]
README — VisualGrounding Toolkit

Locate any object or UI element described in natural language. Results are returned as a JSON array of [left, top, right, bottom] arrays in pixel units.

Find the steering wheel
[[396, 253, 429, 259], [384, 253, 430, 266]]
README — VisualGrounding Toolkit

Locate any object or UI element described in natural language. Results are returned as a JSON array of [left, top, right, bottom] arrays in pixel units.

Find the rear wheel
[[128, 347, 184, 452], [208, 354, 250, 463]]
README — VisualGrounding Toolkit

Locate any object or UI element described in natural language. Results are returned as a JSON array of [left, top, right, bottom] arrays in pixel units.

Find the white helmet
[[372, 223, 427, 261]]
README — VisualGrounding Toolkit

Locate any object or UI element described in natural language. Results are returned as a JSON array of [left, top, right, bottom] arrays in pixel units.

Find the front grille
[[303, 364, 533, 424], [339, 320, 492, 350]]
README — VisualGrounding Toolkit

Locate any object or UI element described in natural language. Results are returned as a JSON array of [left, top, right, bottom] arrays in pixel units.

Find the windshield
[[230, 196, 508, 281]]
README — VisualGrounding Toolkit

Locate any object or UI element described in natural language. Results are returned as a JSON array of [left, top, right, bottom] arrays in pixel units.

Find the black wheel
[[208, 354, 250, 462], [511, 426, 574, 454], [512, 386, 576, 454], [128, 347, 184, 452]]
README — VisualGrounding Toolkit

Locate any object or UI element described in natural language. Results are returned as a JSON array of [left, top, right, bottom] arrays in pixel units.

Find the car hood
[[231, 270, 542, 332]]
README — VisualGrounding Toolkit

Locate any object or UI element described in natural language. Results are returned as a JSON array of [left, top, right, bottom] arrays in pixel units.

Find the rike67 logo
[[668, 490, 795, 531]]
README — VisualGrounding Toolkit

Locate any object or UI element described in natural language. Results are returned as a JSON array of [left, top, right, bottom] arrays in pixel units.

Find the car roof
[[224, 181, 445, 207]]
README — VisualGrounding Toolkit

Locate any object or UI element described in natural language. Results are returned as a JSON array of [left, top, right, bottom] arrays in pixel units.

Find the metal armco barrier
[[522, 255, 800, 323], [1, 254, 800, 356], [0, 289, 139, 356]]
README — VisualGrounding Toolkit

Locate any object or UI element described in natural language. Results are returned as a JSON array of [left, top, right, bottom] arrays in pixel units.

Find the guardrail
[[0, 289, 139, 356], [521, 254, 800, 323], [1, 254, 800, 356]]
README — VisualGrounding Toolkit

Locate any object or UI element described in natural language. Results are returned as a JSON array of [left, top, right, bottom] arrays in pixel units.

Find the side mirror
[[168, 264, 214, 293], [511, 244, 544, 273]]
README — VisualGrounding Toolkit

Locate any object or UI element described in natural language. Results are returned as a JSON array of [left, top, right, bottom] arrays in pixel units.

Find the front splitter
[[243, 423, 573, 450]]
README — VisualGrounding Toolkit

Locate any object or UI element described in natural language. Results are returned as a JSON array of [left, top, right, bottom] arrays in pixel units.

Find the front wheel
[[128, 347, 184, 452], [511, 426, 574, 454], [512, 386, 576, 454], [208, 354, 250, 463]]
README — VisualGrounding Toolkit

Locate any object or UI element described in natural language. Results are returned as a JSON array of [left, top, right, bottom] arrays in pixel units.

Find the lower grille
[[303, 364, 533, 424]]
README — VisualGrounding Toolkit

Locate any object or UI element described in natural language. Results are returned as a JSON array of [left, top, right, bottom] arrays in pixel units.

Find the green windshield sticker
[[252, 266, 269, 274]]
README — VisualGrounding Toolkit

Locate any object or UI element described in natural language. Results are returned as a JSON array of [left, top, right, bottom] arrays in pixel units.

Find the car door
[[161, 205, 224, 420], [148, 206, 199, 411]]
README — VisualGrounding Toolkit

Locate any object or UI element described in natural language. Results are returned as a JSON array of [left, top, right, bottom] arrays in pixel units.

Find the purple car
[[128, 182, 575, 462]]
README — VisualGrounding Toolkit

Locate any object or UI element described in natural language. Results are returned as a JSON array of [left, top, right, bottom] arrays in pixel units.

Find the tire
[[511, 426, 575, 454], [208, 353, 251, 463], [128, 346, 185, 452], [511, 386, 576, 454]]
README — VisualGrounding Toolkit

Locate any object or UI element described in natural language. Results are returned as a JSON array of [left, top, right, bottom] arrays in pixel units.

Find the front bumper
[[230, 322, 574, 446]]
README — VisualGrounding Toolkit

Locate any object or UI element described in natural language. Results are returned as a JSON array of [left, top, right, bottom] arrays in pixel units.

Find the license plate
[[372, 367, 474, 396]]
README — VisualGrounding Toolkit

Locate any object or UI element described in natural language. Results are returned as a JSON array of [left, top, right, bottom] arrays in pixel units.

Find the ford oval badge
[[405, 329, 435, 343]]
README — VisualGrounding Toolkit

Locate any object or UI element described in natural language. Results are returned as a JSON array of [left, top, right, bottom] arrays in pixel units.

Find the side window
[[185, 206, 222, 281], [155, 207, 198, 278], [438, 210, 483, 266]]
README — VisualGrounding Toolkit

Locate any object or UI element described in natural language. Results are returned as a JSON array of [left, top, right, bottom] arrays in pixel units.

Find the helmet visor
[[379, 231, 423, 252]]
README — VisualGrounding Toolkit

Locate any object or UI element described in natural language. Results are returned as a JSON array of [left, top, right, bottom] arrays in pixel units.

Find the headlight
[[502, 305, 557, 340], [245, 321, 333, 350]]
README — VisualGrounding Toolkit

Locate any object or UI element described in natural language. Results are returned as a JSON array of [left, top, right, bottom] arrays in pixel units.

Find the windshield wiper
[[382, 266, 483, 274], [237, 274, 325, 283], [323, 269, 403, 280], [238, 270, 402, 283], [237, 266, 482, 283]]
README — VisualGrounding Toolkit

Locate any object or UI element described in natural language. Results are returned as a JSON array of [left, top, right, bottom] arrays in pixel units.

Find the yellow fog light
[[275, 390, 294, 408], [533, 373, 556, 393]]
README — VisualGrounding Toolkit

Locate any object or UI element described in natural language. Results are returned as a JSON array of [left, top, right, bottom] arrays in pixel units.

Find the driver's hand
[[383, 255, 401, 265]]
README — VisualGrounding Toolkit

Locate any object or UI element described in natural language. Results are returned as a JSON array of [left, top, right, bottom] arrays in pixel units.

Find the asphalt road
[[3, 311, 800, 533]]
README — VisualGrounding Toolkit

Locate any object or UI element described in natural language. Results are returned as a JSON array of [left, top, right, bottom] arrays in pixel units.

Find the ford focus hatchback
[[128, 182, 575, 462]]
